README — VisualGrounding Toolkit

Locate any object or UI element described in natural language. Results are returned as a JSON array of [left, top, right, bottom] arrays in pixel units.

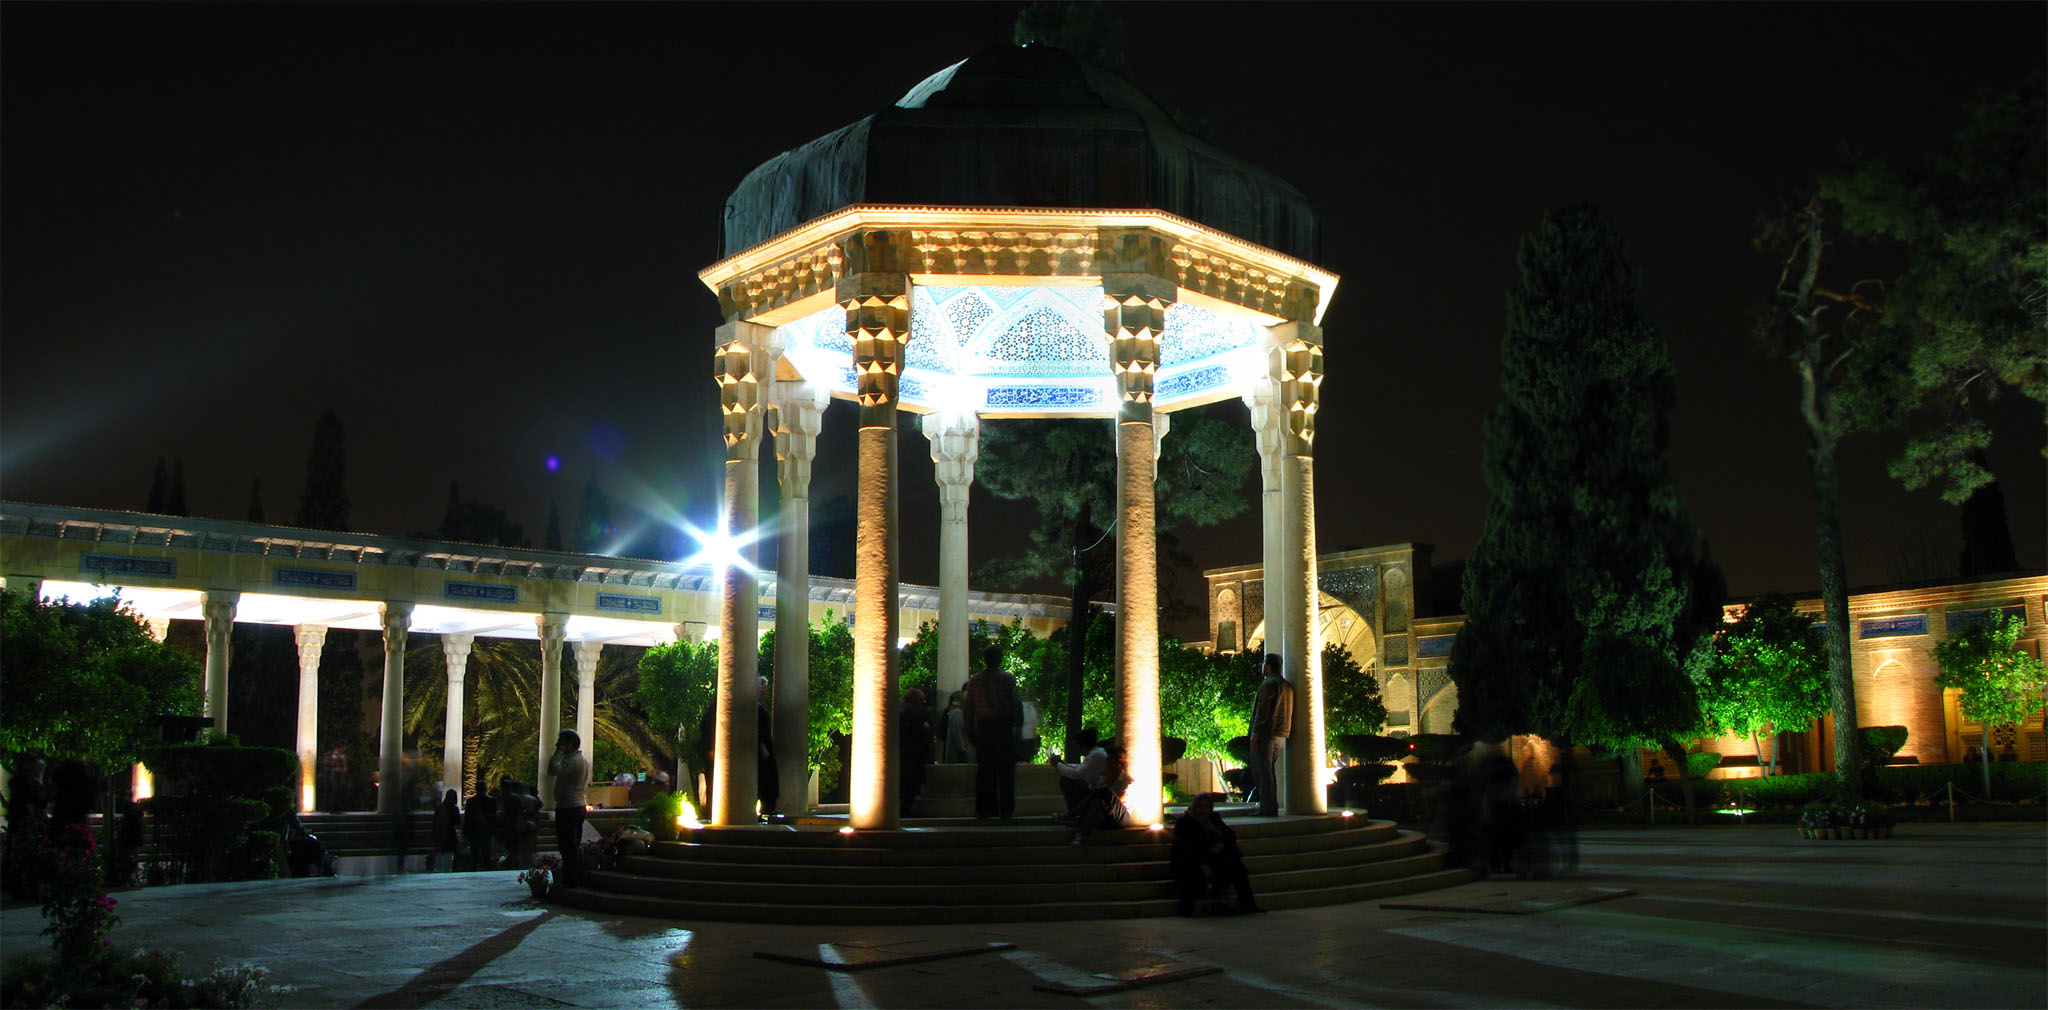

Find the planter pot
[[525, 869, 552, 899]]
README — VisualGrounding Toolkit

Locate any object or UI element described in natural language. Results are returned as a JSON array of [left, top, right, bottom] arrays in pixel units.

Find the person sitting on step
[[1171, 792, 1261, 915]]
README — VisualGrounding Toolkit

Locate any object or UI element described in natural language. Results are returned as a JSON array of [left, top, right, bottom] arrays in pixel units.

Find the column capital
[[838, 274, 911, 430], [770, 379, 831, 499], [294, 623, 329, 649], [537, 612, 569, 650], [441, 632, 475, 680], [921, 409, 980, 510], [203, 589, 241, 619], [1104, 282, 1172, 420], [378, 601, 413, 636], [716, 320, 779, 463], [572, 639, 604, 665], [1263, 321, 1323, 456], [1242, 376, 1285, 492]]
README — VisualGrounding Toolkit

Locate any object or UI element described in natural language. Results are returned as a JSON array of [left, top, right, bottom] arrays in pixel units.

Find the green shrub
[[139, 739, 295, 883], [2, 947, 289, 1009], [1722, 772, 1835, 808], [1860, 726, 1909, 763], [1336, 734, 1411, 763], [1686, 753, 1722, 780], [1878, 761, 2046, 804], [634, 792, 688, 841]]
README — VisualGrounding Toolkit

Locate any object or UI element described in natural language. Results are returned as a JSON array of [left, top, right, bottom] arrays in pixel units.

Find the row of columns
[[181, 594, 616, 815], [709, 274, 1327, 828]]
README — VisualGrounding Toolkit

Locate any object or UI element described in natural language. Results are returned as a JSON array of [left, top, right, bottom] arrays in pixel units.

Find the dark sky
[[4, 3, 2042, 637]]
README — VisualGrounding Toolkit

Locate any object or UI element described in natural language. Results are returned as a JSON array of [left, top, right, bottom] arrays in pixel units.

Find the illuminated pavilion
[[697, 43, 1339, 829]]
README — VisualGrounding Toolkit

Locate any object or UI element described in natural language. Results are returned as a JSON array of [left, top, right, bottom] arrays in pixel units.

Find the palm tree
[[401, 636, 666, 794]]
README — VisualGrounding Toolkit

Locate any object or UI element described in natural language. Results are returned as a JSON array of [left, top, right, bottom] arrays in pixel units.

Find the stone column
[[922, 409, 980, 701], [441, 633, 474, 798], [712, 319, 774, 825], [573, 640, 602, 772], [376, 602, 413, 815], [842, 273, 909, 830], [1106, 276, 1172, 827], [1269, 321, 1327, 815], [771, 379, 829, 813], [202, 590, 239, 736], [1243, 377, 1286, 656], [537, 613, 567, 807], [294, 624, 327, 812]]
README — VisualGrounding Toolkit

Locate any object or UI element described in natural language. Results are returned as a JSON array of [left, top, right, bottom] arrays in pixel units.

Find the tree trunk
[[1062, 498, 1094, 762], [1981, 724, 1993, 799], [1749, 731, 1763, 777], [1617, 749, 1643, 808], [1660, 738, 1697, 825]]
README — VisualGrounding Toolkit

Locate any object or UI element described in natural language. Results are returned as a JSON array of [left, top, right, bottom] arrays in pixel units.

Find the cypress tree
[[147, 457, 171, 513], [544, 503, 564, 551], [294, 409, 351, 532], [1451, 205, 1717, 810], [167, 457, 188, 517], [246, 479, 265, 523]]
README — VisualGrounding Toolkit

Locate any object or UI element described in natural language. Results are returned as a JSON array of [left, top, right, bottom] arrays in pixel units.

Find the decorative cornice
[[701, 205, 1337, 329]]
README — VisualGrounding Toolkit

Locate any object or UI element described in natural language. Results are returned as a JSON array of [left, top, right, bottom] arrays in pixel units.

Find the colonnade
[[172, 597, 635, 814], [708, 275, 1326, 829]]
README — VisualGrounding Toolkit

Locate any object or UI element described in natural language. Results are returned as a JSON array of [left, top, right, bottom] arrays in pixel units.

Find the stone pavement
[[2, 823, 2041, 1009]]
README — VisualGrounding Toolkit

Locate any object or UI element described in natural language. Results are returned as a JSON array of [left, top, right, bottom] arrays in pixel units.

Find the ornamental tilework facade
[[1206, 552, 2048, 773]]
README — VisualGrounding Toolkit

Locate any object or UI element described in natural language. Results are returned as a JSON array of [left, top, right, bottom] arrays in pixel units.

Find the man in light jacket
[[1248, 653, 1293, 817], [548, 729, 591, 886]]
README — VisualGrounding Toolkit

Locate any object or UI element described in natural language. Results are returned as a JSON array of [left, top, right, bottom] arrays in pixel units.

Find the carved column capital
[[838, 273, 911, 429], [379, 601, 413, 642], [537, 612, 568, 652], [770, 380, 831, 499], [441, 632, 475, 683], [1104, 276, 1173, 422], [921, 410, 980, 512], [715, 320, 779, 463], [1242, 376, 1285, 492], [1264, 321, 1323, 456]]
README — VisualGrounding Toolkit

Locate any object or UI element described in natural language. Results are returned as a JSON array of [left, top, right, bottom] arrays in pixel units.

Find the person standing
[[756, 676, 780, 820], [319, 746, 349, 814], [547, 730, 591, 887], [1248, 653, 1293, 817], [962, 644, 1023, 820], [431, 789, 460, 872]]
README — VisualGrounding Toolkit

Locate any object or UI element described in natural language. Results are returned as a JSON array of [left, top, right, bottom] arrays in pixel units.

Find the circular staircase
[[549, 809, 1474, 923]]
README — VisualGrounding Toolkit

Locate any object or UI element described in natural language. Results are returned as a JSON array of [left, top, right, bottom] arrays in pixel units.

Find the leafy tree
[[977, 408, 1253, 755], [1703, 596, 1830, 776], [293, 408, 350, 532], [1320, 643, 1387, 744], [1453, 204, 1719, 817], [1827, 81, 2047, 503], [0, 590, 202, 770], [635, 638, 717, 781], [1013, 2, 1129, 73], [1933, 611, 2047, 799]]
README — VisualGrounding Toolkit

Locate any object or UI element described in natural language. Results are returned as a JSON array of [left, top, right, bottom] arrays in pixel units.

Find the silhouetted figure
[[1480, 751, 1524, 876], [755, 677, 780, 819], [899, 689, 934, 816], [964, 644, 1023, 820], [432, 789, 461, 872], [1248, 654, 1293, 817], [320, 746, 349, 814], [1172, 793, 1259, 915], [1054, 741, 1130, 844], [463, 792, 498, 870], [549, 730, 591, 887]]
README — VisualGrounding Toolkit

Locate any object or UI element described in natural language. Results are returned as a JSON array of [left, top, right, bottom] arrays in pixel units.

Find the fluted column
[[1106, 276, 1171, 827], [441, 633, 474, 798], [842, 273, 909, 830], [294, 624, 327, 812], [376, 602, 413, 815], [573, 640, 602, 772], [712, 319, 774, 825], [772, 379, 829, 813], [1269, 321, 1326, 815], [536, 613, 567, 807], [1243, 377, 1286, 656], [922, 409, 980, 701], [202, 590, 238, 736]]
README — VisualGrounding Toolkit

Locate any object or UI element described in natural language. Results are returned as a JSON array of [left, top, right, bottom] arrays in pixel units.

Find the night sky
[[4, 3, 2042, 637]]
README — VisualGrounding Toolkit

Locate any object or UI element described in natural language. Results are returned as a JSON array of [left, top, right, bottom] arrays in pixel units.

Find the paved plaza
[[3, 823, 2041, 1009]]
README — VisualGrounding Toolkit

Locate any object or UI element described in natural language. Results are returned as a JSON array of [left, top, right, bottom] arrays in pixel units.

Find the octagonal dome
[[721, 44, 1322, 263]]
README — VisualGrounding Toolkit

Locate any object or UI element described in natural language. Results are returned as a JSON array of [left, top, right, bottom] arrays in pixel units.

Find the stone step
[[613, 828, 1425, 886], [544, 815, 1470, 923], [550, 864, 1479, 924]]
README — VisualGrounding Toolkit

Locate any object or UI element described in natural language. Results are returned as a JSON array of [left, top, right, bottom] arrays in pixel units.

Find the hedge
[[1707, 762, 2046, 808]]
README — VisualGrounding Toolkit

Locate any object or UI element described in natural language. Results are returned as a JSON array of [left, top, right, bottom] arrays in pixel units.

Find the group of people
[[898, 645, 1042, 818], [408, 728, 592, 886]]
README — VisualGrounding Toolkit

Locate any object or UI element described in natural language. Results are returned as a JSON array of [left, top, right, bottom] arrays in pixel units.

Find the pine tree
[[294, 409, 351, 532], [573, 477, 612, 553], [1451, 205, 1717, 813]]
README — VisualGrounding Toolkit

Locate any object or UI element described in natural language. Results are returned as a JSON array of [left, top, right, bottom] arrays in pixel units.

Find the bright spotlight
[[682, 520, 759, 577]]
